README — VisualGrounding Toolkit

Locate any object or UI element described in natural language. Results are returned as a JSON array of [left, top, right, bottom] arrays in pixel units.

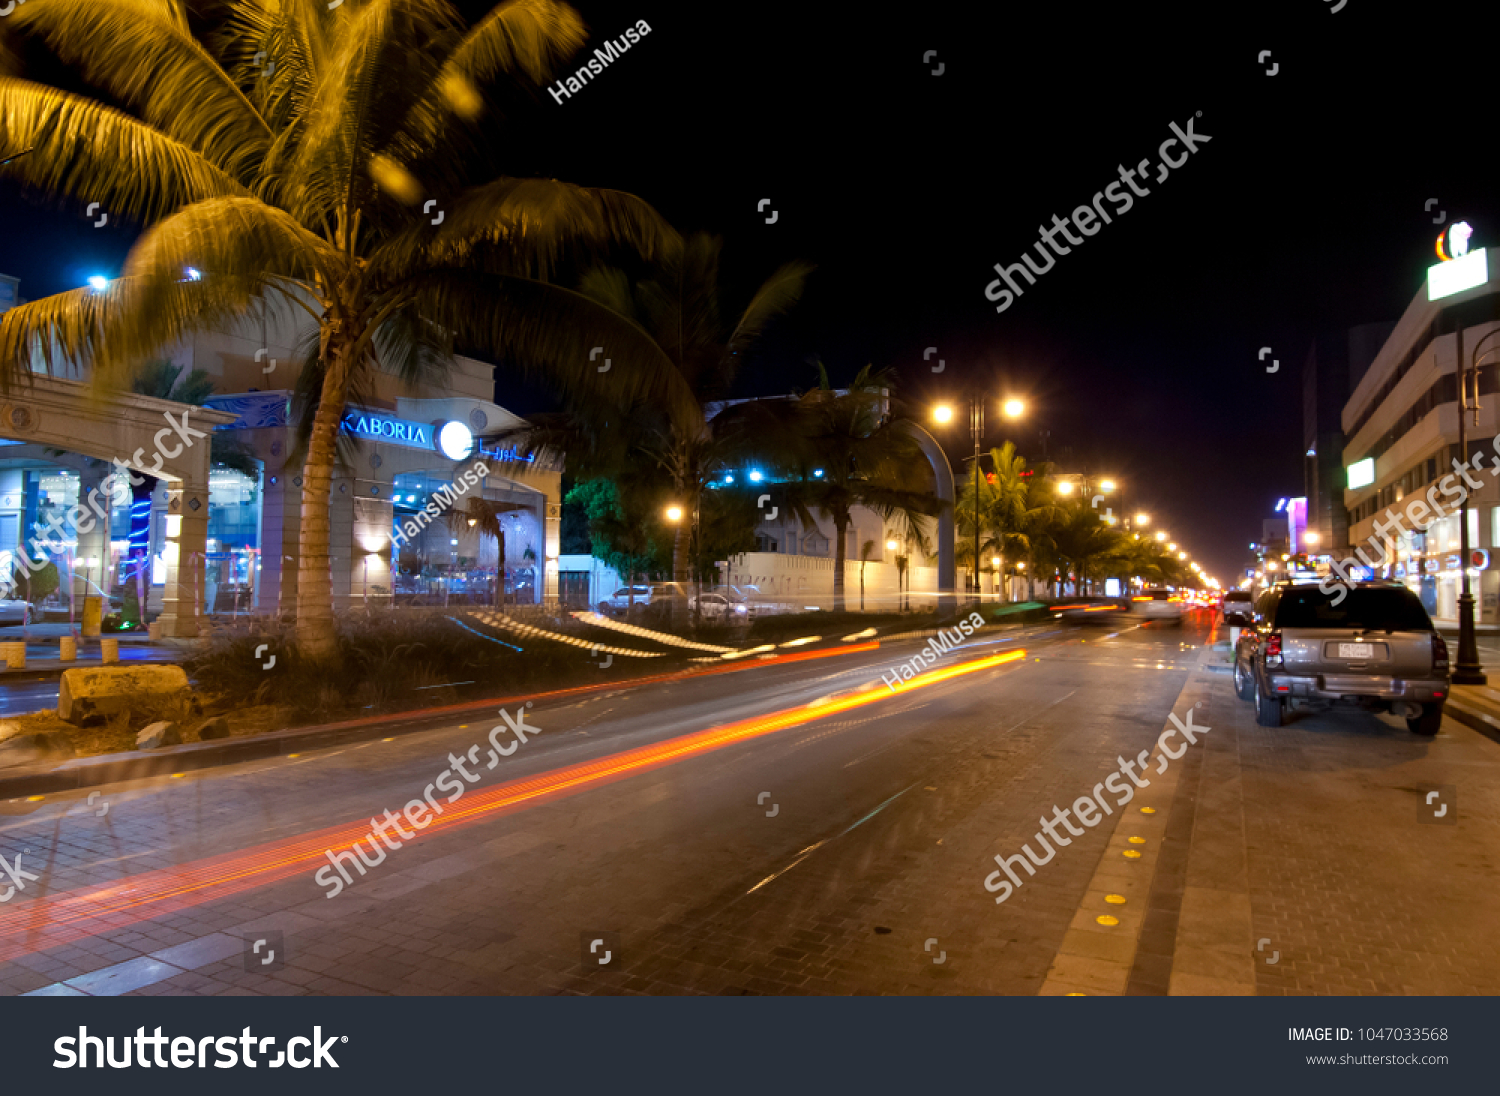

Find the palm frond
[[9, 0, 272, 180], [374, 176, 680, 280], [0, 77, 250, 223], [403, 268, 699, 425]]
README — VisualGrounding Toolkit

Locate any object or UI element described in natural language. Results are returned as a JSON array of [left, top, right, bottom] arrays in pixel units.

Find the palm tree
[[0, 0, 678, 662], [753, 364, 946, 613], [1050, 499, 1124, 595], [445, 497, 514, 607], [858, 538, 876, 611], [494, 235, 812, 584], [886, 510, 933, 612]]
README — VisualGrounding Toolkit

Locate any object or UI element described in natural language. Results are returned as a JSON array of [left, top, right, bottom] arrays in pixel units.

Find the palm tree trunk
[[294, 347, 350, 664], [832, 516, 848, 612], [501, 530, 513, 608]]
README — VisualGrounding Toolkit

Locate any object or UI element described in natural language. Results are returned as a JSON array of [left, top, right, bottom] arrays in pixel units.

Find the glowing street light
[[1168, 542, 1178, 551], [886, 539, 898, 552], [1155, 531, 1167, 542], [87, 275, 108, 292], [1135, 513, 1150, 525], [1304, 531, 1320, 545], [1002, 399, 1025, 419], [665, 505, 684, 522], [933, 404, 955, 425], [1057, 481, 1075, 495], [1099, 479, 1116, 492], [1178, 551, 1187, 560]]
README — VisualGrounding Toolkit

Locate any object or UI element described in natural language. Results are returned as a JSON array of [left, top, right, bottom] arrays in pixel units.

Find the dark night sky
[[0, 0, 1491, 582]]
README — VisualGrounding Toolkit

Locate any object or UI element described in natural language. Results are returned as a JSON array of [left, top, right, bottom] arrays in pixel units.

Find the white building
[[1340, 234, 1500, 627]]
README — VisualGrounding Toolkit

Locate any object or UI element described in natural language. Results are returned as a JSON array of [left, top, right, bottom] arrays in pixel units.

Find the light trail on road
[[0, 647, 1026, 962]]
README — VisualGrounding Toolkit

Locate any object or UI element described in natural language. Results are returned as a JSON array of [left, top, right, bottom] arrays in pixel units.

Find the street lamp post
[[1453, 325, 1487, 683]]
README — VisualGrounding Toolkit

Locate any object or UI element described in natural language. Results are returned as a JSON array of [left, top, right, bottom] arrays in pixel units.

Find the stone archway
[[1, 375, 236, 638]]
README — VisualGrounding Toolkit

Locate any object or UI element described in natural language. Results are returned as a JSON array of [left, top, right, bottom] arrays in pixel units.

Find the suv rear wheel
[[1233, 656, 1254, 701], [1254, 678, 1285, 727], [1407, 702, 1444, 736]]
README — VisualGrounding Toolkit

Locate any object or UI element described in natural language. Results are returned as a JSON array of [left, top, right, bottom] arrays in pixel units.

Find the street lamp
[[932, 396, 991, 605], [1135, 513, 1150, 526], [1002, 399, 1026, 419], [1156, 531, 1167, 542], [1056, 481, 1075, 495], [1099, 479, 1116, 493], [665, 503, 700, 626]]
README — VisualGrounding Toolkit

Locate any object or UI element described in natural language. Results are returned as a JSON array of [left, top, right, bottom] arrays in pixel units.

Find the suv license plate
[[1339, 643, 1374, 659]]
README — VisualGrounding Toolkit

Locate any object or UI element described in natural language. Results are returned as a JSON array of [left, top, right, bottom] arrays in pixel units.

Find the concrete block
[[58, 664, 190, 725]]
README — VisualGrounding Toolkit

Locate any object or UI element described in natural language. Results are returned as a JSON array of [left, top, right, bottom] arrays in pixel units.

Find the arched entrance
[[0, 375, 236, 637]]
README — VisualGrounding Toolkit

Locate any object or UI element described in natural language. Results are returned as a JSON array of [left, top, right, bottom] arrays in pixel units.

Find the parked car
[[1132, 588, 1184, 624], [689, 590, 751, 622], [1221, 589, 1254, 624], [1232, 582, 1449, 734], [598, 582, 691, 623], [597, 585, 654, 619], [0, 598, 33, 625]]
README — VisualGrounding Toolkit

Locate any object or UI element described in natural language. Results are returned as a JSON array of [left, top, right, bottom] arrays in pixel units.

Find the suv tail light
[[1433, 632, 1450, 673], [1264, 630, 1284, 668]]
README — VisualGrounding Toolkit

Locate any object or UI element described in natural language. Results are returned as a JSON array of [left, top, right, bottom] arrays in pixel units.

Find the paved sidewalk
[[1165, 631, 1500, 995]]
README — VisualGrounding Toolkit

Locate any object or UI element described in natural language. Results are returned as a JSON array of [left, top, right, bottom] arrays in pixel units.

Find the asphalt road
[[0, 610, 1222, 996]]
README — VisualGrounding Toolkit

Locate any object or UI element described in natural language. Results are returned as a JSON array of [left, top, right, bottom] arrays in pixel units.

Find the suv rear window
[[1224, 592, 1251, 602], [1273, 587, 1433, 631]]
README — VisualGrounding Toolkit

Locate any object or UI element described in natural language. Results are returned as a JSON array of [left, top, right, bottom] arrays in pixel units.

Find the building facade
[[1340, 244, 1500, 627], [0, 276, 560, 629]]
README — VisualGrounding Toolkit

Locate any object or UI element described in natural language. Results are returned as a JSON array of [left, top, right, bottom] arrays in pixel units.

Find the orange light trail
[[0, 646, 1024, 962]]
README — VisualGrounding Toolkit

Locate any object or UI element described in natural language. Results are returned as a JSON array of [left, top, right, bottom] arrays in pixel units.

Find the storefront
[[203, 392, 561, 613]]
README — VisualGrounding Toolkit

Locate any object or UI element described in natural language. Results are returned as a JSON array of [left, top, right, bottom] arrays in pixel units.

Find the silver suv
[[1233, 582, 1450, 734]]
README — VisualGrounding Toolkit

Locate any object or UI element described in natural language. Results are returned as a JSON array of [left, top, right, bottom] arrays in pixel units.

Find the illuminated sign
[[1436, 221, 1473, 261], [437, 421, 475, 461], [1347, 458, 1375, 489], [1428, 248, 1489, 301], [1474, 549, 1490, 570], [342, 411, 431, 448]]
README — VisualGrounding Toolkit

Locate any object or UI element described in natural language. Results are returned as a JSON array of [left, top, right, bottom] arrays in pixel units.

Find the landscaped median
[[0, 604, 1042, 798]]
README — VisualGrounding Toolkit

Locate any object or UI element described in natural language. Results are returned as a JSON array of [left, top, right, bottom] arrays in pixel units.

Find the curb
[[1441, 696, 1500, 747]]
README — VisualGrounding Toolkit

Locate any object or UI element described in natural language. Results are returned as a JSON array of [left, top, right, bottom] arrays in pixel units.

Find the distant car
[[1221, 589, 1254, 624], [0, 599, 33, 625], [689, 591, 751, 622], [1050, 596, 1130, 622], [1132, 588, 1184, 624], [598, 582, 692, 623], [598, 585, 654, 619], [1233, 582, 1449, 734]]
